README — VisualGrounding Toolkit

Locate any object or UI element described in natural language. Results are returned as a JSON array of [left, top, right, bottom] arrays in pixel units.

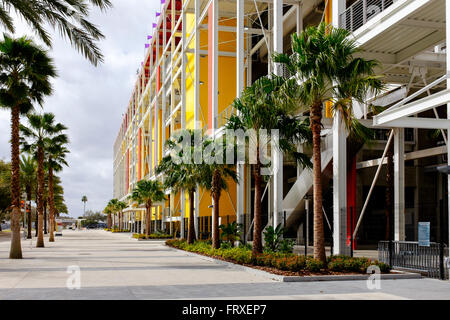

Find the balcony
[[340, 0, 395, 32]]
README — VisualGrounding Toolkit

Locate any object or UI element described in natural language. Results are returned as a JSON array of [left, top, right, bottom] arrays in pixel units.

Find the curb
[[166, 245, 422, 282]]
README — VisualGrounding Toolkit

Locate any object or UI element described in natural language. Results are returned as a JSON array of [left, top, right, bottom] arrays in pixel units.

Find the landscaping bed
[[166, 240, 392, 277], [105, 228, 130, 233], [133, 233, 172, 240]]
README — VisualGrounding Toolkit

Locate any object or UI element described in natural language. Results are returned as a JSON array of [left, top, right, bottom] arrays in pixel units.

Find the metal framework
[[112, 0, 450, 254]]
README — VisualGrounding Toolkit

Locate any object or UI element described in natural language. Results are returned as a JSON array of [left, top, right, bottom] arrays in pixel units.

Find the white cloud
[[0, 0, 162, 216]]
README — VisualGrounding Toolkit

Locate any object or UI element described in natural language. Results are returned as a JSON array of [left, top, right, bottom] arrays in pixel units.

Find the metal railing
[[378, 241, 447, 279], [215, 104, 236, 129], [340, 0, 395, 32]]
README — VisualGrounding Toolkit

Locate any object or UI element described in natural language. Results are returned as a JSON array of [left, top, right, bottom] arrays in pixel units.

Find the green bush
[[165, 240, 390, 274], [133, 233, 172, 239]]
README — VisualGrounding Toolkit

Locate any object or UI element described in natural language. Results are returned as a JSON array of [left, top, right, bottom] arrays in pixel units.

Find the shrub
[[306, 258, 324, 272], [165, 240, 389, 274], [279, 239, 295, 254]]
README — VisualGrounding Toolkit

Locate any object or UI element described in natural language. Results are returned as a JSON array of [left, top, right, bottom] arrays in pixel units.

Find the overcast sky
[[0, 1, 161, 217]]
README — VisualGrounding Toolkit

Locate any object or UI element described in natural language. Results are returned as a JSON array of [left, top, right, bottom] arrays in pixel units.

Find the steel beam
[[272, 0, 283, 228], [394, 128, 405, 241]]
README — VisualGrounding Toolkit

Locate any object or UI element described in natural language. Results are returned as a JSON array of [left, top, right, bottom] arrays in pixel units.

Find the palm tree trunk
[[385, 144, 394, 240], [35, 184, 38, 236], [27, 186, 32, 239], [118, 211, 121, 231], [146, 203, 152, 236], [9, 105, 22, 259], [212, 170, 221, 249], [187, 190, 196, 244], [36, 146, 45, 248], [107, 214, 111, 229], [311, 102, 326, 263], [43, 200, 47, 234], [252, 143, 263, 257], [48, 166, 55, 242], [112, 214, 115, 230]]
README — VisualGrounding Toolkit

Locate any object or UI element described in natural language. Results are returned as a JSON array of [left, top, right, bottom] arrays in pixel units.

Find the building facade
[[113, 0, 450, 254]]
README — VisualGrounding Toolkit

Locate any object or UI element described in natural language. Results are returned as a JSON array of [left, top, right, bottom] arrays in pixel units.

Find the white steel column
[[296, 3, 302, 35], [446, 0, 450, 249], [273, 0, 283, 228], [154, 26, 160, 174], [211, 0, 219, 134], [332, 0, 345, 28], [236, 0, 245, 226], [194, 0, 201, 239], [333, 111, 347, 255], [332, 0, 348, 255], [394, 128, 405, 241]]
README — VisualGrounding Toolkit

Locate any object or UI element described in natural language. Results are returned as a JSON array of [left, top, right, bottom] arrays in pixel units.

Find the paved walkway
[[0, 229, 449, 300]]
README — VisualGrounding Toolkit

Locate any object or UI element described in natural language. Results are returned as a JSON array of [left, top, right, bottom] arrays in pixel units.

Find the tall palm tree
[[0, 0, 112, 66], [131, 180, 165, 236], [108, 198, 118, 230], [156, 130, 205, 244], [46, 134, 69, 242], [20, 155, 36, 239], [81, 195, 88, 215], [197, 136, 238, 249], [20, 113, 65, 248], [0, 35, 56, 258], [227, 75, 312, 257], [103, 203, 112, 229], [115, 200, 127, 231], [273, 23, 383, 262]]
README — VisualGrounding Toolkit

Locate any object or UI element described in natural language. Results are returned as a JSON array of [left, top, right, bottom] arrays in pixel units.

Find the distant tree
[[81, 195, 88, 215]]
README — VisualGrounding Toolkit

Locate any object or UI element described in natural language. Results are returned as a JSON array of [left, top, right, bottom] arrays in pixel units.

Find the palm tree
[[197, 136, 238, 249], [108, 198, 120, 230], [115, 200, 127, 231], [81, 195, 88, 215], [20, 113, 65, 248], [131, 180, 165, 236], [273, 23, 383, 262], [52, 175, 67, 220], [227, 75, 312, 257], [20, 155, 36, 239], [103, 203, 112, 229], [0, 35, 56, 258], [0, 0, 112, 66], [46, 134, 69, 242], [156, 130, 205, 244]]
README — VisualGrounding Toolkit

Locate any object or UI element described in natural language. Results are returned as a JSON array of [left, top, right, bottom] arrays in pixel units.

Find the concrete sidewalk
[[0, 229, 449, 300]]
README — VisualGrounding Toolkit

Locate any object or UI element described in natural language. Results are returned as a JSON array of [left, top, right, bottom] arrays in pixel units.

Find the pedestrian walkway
[[0, 230, 449, 300]]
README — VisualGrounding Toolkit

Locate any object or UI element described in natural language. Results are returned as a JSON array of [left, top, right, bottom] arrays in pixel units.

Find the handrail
[[388, 74, 449, 111]]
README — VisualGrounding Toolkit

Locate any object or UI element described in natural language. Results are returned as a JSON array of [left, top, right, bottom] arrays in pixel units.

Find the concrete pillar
[[394, 128, 405, 241], [194, 188, 199, 237], [272, 0, 283, 228], [236, 0, 245, 227], [333, 110, 348, 255], [296, 3, 303, 35], [209, 0, 219, 135], [332, 0, 346, 28], [332, 0, 348, 256], [446, 0, 450, 249], [194, 0, 200, 129], [180, 193, 185, 239]]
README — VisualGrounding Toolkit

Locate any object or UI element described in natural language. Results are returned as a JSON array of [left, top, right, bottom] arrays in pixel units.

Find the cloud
[[0, 0, 162, 216]]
